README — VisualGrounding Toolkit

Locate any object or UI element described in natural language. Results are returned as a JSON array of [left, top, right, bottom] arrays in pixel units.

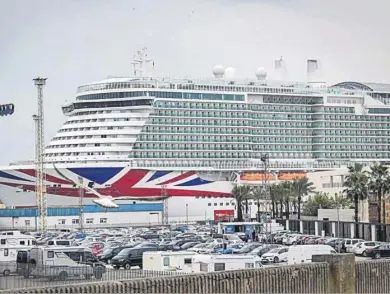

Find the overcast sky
[[0, 0, 389, 164]]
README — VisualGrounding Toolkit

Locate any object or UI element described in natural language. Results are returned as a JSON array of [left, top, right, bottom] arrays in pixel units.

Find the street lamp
[[186, 204, 188, 226]]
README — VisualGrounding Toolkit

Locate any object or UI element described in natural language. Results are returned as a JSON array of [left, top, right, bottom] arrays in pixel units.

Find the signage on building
[[214, 209, 234, 221]]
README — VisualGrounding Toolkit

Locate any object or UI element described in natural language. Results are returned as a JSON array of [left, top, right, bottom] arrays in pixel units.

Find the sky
[[0, 0, 390, 164]]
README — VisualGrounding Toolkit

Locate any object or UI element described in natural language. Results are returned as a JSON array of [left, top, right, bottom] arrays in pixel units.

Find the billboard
[[214, 209, 234, 221]]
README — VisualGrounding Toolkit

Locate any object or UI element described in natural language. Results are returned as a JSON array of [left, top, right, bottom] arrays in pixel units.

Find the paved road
[[0, 256, 380, 291]]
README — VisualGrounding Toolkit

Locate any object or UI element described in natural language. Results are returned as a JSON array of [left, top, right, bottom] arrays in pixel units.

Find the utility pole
[[33, 77, 47, 233], [78, 177, 84, 233]]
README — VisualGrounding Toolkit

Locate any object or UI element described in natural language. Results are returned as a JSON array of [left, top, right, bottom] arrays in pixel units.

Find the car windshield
[[102, 248, 113, 255], [117, 248, 132, 257], [193, 244, 205, 248]]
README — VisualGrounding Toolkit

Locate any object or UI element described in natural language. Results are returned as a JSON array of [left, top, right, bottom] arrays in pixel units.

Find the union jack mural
[[0, 167, 233, 199]]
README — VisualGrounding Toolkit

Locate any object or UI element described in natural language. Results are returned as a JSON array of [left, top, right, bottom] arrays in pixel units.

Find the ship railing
[[76, 77, 366, 97], [128, 159, 375, 170]]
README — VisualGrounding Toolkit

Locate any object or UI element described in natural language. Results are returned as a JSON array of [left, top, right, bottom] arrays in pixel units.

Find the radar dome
[[224, 67, 236, 78], [213, 65, 225, 78], [255, 67, 267, 80]]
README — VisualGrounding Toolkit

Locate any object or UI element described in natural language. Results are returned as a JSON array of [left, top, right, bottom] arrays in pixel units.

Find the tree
[[369, 164, 390, 224], [269, 184, 279, 218], [343, 163, 369, 238], [292, 177, 315, 219], [231, 185, 252, 221], [302, 192, 334, 216], [280, 181, 293, 219]]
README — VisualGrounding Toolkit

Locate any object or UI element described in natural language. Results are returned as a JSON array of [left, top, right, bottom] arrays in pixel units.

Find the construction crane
[[161, 185, 169, 225], [33, 77, 47, 233]]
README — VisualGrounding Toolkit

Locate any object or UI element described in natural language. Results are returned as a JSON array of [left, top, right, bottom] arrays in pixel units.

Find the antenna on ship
[[131, 46, 154, 78]]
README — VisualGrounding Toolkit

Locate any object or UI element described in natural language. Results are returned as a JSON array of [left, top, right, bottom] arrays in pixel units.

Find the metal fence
[[0, 264, 189, 291]]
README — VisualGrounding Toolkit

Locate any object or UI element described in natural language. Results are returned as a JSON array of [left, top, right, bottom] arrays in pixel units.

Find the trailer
[[143, 251, 197, 272], [191, 254, 263, 273]]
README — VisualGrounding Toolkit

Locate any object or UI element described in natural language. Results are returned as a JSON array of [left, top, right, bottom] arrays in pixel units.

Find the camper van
[[0, 231, 36, 247], [191, 254, 263, 273], [0, 245, 31, 276], [46, 239, 75, 246], [287, 245, 337, 265], [143, 251, 197, 272], [17, 247, 105, 280]]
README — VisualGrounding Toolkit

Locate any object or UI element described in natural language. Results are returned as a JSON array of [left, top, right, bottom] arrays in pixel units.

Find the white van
[[287, 245, 336, 265]]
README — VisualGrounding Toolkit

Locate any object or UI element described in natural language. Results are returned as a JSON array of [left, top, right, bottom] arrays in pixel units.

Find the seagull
[[53, 165, 169, 208]]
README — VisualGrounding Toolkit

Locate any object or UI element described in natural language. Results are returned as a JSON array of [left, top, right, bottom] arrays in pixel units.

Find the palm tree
[[280, 181, 293, 219], [292, 177, 315, 219], [231, 185, 252, 221], [251, 186, 267, 220], [269, 184, 279, 218], [343, 163, 369, 238], [369, 164, 390, 224]]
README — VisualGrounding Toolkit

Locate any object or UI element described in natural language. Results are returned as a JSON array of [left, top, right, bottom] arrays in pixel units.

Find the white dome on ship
[[255, 67, 267, 80], [212, 65, 225, 78], [224, 67, 236, 78]]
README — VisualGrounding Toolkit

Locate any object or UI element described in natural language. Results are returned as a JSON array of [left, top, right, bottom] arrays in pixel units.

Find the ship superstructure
[[1, 49, 390, 219]]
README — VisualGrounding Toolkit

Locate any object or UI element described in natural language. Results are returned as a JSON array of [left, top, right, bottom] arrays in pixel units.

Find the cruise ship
[[1, 48, 390, 219]]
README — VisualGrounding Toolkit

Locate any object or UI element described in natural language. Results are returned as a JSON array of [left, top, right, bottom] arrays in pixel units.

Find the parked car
[[261, 247, 289, 264], [369, 244, 390, 259], [353, 241, 382, 256]]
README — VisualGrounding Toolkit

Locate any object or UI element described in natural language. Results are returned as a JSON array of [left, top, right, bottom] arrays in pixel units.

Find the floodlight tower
[[33, 77, 47, 233], [161, 185, 169, 225]]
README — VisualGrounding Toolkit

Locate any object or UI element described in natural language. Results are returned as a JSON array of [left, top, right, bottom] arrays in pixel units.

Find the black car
[[369, 244, 390, 259], [98, 245, 134, 263], [111, 247, 157, 270]]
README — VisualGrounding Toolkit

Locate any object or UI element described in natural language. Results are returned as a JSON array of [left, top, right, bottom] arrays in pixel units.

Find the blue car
[[216, 244, 244, 254]]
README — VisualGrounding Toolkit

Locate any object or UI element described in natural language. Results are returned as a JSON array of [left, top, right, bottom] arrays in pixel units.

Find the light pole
[[186, 204, 188, 226]]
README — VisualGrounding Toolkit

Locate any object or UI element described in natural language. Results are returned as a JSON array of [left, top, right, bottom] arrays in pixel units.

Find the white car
[[353, 241, 382, 256], [284, 234, 301, 245], [261, 247, 289, 263]]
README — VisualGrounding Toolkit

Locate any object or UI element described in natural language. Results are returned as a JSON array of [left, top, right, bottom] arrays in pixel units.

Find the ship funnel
[[307, 59, 326, 85], [274, 56, 287, 80]]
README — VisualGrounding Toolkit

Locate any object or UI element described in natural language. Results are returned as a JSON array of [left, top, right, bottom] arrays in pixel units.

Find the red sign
[[214, 209, 234, 221]]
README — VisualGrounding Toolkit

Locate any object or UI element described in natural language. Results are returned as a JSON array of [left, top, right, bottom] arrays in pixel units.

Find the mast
[[131, 46, 154, 78]]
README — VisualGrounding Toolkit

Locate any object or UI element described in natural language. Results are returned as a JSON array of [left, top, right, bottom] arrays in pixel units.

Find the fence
[[0, 266, 189, 291], [5, 254, 390, 293]]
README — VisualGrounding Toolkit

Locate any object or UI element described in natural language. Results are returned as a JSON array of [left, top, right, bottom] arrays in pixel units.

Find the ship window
[[48, 251, 54, 258], [0, 239, 5, 245], [4, 249, 8, 256], [208, 203, 211, 206]]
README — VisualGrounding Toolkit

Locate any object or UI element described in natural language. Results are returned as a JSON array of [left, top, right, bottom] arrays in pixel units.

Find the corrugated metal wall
[[0, 203, 163, 217]]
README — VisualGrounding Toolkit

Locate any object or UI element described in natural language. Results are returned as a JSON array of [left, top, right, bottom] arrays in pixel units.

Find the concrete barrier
[[356, 259, 390, 293], [5, 255, 390, 293]]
